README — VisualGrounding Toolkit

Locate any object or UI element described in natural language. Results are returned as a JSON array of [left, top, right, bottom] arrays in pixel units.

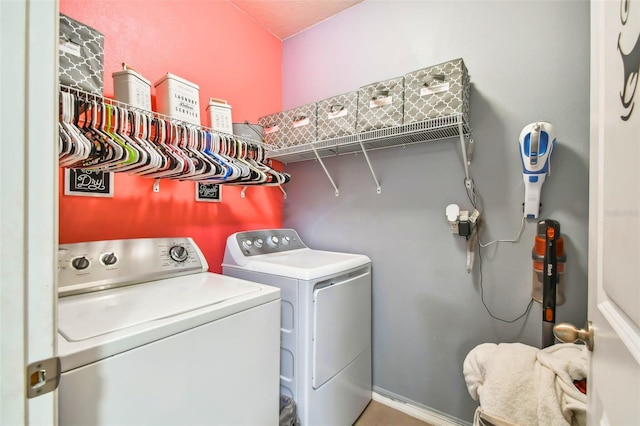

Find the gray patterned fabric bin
[[403, 58, 469, 125], [316, 92, 358, 141], [284, 103, 317, 147], [59, 14, 104, 95], [357, 77, 404, 132], [258, 112, 286, 150]]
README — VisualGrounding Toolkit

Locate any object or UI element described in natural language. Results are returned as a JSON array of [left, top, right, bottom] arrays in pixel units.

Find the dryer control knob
[[242, 239, 253, 250], [100, 252, 118, 266], [267, 236, 279, 247], [282, 236, 291, 245], [169, 245, 189, 262], [254, 238, 264, 248], [71, 256, 90, 270]]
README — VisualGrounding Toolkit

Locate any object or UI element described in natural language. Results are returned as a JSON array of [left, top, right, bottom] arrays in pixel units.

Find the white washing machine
[[57, 237, 281, 425], [222, 229, 372, 426]]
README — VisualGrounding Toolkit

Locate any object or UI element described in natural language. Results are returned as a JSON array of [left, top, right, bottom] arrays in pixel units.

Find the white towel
[[536, 344, 588, 426], [463, 342, 587, 426]]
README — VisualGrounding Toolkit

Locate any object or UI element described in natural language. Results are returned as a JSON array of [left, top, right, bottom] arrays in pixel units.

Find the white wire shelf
[[265, 114, 471, 163], [263, 114, 473, 196]]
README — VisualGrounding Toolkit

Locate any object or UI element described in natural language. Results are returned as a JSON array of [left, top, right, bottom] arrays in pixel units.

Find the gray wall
[[281, 1, 590, 422]]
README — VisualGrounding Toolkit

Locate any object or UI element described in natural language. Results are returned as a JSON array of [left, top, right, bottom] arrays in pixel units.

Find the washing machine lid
[[225, 248, 371, 281], [58, 272, 262, 342]]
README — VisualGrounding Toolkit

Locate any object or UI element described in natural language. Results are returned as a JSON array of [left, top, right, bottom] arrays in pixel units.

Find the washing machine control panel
[[58, 237, 208, 297], [234, 229, 306, 256]]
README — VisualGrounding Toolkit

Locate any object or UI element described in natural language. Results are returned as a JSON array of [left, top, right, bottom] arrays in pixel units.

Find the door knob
[[553, 321, 594, 351]]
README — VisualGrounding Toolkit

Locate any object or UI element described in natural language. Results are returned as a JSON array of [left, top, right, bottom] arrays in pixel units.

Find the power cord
[[479, 214, 525, 247], [465, 178, 534, 323], [476, 241, 534, 323]]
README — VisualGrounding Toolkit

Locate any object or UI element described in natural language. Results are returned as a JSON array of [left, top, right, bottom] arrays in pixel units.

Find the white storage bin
[[112, 69, 151, 111], [207, 98, 233, 134], [154, 73, 200, 125]]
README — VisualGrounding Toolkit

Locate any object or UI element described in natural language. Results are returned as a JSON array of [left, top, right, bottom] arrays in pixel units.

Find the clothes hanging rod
[[59, 84, 265, 150], [58, 85, 289, 189]]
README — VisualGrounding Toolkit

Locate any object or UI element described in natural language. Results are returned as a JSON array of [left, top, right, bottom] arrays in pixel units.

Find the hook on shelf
[[153, 179, 160, 193]]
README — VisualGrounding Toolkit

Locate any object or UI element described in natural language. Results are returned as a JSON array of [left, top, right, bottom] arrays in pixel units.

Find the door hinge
[[26, 357, 61, 398]]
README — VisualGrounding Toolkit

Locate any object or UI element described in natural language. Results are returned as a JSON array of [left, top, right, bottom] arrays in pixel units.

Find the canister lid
[[112, 69, 151, 86], [207, 97, 232, 110], [154, 72, 200, 90]]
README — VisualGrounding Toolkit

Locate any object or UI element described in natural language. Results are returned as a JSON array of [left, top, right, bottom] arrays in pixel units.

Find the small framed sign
[[64, 169, 114, 197], [196, 182, 222, 202]]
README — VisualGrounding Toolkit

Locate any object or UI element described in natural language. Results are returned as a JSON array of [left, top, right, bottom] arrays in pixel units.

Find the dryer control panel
[[233, 229, 307, 256], [58, 237, 208, 297]]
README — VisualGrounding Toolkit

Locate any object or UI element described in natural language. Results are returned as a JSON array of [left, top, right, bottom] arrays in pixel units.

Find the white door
[[0, 0, 58, 424], [588, 0, 640, 424]]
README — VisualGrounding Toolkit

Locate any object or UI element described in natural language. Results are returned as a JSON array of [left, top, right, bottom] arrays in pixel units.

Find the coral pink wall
[[59, 0, 283, 272]]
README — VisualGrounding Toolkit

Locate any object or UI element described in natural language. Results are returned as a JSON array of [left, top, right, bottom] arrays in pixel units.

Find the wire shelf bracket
[[358, 140, 381, 194], [311, 145, 339, 196], [241, 184, 287, 199]]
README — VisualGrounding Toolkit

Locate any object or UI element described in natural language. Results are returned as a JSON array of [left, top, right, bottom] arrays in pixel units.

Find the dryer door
[[312, 268, 371, 388]]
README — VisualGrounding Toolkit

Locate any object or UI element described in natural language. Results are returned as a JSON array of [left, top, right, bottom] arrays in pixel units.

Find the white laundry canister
[[154, 73, 201, 125], [207, 98, 233, 134], [112, 68, 151, 111]]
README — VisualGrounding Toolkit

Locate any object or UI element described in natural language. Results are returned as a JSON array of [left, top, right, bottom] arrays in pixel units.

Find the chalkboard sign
[[196, 182, 222, 202], [64, 169, 113, 197]]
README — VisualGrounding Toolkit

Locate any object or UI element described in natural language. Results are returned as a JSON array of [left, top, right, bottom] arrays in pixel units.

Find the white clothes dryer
[[222, 229, 372, 426], [57, 237, 281, 425]]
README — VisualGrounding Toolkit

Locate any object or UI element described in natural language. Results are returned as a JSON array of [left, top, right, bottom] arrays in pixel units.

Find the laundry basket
[[463, 342, 588, 426], [279, 394, 300, 426], [474, 407, 521, 426]]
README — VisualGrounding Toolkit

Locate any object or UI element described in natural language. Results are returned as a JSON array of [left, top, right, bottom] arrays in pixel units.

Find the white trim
[[1, 0, 29, 422], [1, 0, 57, 424], [25, 0, 58, 424], [599, 300, 640, 366], [372, 390, 470, 426]]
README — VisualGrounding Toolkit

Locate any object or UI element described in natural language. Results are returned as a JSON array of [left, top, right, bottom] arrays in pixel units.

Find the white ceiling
[[228, 0, 363, 40]]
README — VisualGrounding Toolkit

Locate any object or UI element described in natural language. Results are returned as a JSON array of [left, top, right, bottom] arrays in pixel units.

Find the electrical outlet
[[445, 204, 460, 233], [446, 205, 480, 237], [469, 209, 480, 223]]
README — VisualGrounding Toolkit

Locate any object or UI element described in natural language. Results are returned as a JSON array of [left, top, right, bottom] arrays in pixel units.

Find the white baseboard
[[372, 390, 470, 426]]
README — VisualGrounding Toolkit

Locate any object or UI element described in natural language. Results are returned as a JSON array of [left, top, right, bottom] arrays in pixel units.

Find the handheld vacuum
[[537, 219, 562, 348], [519, 122, 556, 219]]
